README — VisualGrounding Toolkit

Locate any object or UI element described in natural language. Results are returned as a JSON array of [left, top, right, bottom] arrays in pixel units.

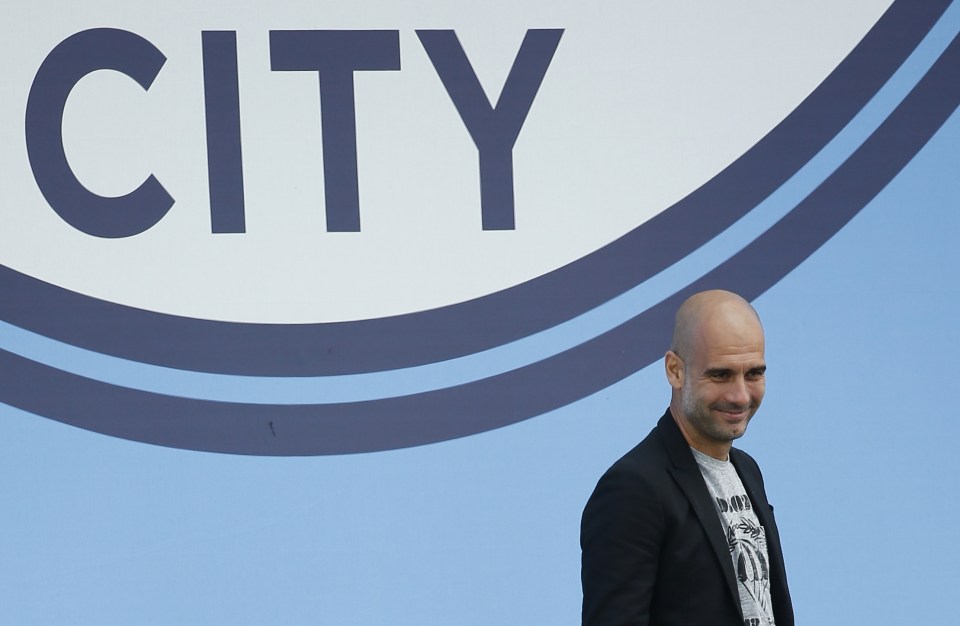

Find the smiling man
[[581, 290, 793, 626]]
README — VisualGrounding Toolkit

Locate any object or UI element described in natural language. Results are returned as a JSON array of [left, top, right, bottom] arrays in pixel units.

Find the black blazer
[[581, 411, 794, 626]]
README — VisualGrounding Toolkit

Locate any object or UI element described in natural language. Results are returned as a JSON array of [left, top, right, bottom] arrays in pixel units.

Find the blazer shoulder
[[582, 427, 675, 517], [604, 428, 672, 480], [729, 446, 763, 477]]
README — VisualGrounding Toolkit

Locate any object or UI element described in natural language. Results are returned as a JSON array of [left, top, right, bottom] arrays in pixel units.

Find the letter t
[[270, 30, 400, 232]]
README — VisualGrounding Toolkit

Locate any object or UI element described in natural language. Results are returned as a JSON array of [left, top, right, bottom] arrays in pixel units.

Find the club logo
[[1, 1, 957, 454]]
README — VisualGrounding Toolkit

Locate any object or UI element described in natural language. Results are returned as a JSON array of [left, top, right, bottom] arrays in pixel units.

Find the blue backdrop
[[3, 1, 959, 623]]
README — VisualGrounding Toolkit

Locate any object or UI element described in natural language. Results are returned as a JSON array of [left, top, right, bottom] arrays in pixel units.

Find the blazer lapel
[[732, 451, 793, 626], [730, 453, 775, 540], [657, 413, 743, 619]]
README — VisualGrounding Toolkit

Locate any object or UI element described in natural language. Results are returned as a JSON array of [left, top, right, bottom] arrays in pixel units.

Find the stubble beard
[[680, 381, 753, 444]]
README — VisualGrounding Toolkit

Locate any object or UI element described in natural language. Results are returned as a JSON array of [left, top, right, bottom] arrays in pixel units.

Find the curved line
[[0, 0, 949, 376], [5, 30, 960, 455], [2, 2, 957, 404]]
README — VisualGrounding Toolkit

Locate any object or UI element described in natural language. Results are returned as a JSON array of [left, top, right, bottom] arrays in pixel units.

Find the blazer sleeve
[[581, 462, 664, 626]]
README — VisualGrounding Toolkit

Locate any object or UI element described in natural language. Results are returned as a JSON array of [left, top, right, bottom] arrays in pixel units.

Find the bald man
[[581, 290, 794, 626]]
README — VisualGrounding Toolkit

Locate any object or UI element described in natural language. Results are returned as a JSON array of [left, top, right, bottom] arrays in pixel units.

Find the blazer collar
[[730, 445, 793, 626], [656, 410, 743, 620], [730, 452, 773, 531]]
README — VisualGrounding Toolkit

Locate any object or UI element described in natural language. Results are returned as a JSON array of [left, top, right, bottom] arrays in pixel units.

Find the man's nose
[[725, 377, 750, 405]]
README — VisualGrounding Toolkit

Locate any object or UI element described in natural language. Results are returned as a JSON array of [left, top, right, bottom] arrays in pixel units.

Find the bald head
[[669, 290, 762, 360], [664, 290, 766, 459]]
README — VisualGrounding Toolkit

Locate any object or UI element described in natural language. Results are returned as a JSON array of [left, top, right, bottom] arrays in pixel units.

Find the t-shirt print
[[716, 493, 775, 626], [691, 448, 776, 626]]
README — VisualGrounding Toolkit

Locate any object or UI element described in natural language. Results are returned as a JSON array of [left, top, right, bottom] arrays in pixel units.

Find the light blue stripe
[[2, 2, 959, 404]]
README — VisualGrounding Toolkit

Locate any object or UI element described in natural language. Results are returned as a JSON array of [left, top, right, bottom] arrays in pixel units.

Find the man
[[581, 290, 793, 626]]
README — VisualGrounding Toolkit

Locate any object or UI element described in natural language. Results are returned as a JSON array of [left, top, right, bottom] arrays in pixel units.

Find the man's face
[[674, 312, 766, 449]]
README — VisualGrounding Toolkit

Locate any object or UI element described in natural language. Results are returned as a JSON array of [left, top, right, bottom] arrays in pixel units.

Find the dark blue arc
[[4, 26, 960, 456], [0, 20, 960, 455], [1, 0, 948, 377]]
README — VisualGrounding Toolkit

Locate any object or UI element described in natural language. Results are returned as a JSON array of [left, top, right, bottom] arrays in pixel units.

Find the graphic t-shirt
[[691, 447, 776, 626]]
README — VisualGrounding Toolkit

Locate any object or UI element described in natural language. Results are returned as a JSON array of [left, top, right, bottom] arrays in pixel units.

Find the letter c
[[25, 28, 173, 238]]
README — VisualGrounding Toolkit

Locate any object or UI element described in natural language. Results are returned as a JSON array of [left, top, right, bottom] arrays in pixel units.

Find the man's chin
[[725, 417, 752, 440], [709, 415, 751, 441]]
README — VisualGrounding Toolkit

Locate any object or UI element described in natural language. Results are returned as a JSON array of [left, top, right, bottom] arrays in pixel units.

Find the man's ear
[[664, 350, 684, 389]]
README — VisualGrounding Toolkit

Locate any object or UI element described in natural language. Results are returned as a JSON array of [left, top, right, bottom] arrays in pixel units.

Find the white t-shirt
[[691, 447, 776, 626]]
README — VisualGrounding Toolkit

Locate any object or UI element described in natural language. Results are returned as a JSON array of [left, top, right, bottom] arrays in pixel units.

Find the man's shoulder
[[729, 445, 763, 475], [581, 414, 689, 531], [609, 427, 668, 471], [592, 419, 673, 493]]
